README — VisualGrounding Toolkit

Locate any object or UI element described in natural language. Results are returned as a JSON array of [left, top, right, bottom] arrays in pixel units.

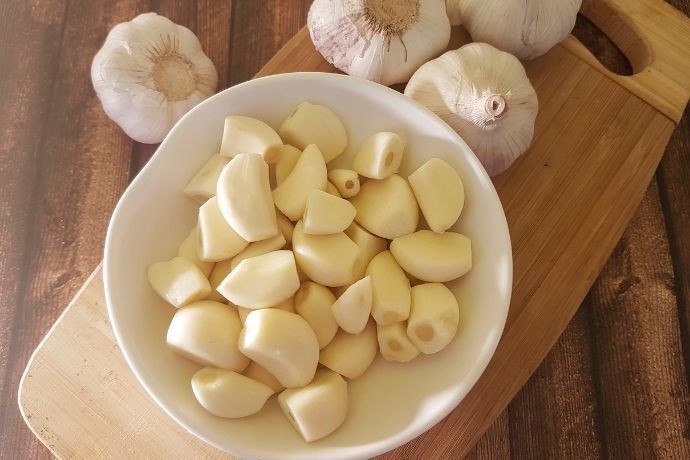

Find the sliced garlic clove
[[331, 276, 372, 334], [366, 251, 411, 325], [276, 211, 295, 245], [377, 322, 419, 363], [408, 158, 465, 233], [349, 174, 419, 239], [239, 309, 320, 388], [217, 153, 279, 242], [390, 230, 472, 282], [192, 367, 272, 418], [352, 132, 404, 179], [219, 116, 282, 163], [407, 283, 459, 354], [294, 281, 338, 349], [278, 101, 348, 163], [345, 222, 388, 283], [319, 319, 378, 380], [325, 181, 342, 197], [217, 250, 300, 309], [303, 190, 356, 235], [273, 144, 302, 187], [148, 256, 211, 308], [292, 220, 358, 287], [278, 369, 348, 442], [198, 196, 249, 262], [177, 227, 214, 277], [230, 233, 286, 270], [327, 169, 360, 198], [183, 154, 229, 204], [206, 258, 233, 302], [243, 361, 284, 394], [272, 144, 328, 221], [167, 300, 249, 371]]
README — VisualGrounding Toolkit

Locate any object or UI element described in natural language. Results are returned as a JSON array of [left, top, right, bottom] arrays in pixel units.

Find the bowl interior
[[104, 72, 512, 460]]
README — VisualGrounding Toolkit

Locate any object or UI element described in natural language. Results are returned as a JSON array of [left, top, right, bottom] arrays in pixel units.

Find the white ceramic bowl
[[104, 72, 512, 460]]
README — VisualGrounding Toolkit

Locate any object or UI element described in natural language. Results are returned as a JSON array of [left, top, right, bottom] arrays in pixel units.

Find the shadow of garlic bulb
[[91, 13, 218, 144], [405, 43, 538, 177], [308, 0, 451, 86]]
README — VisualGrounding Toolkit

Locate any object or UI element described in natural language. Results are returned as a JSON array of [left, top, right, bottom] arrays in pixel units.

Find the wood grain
[[3, 0, 690, 459]]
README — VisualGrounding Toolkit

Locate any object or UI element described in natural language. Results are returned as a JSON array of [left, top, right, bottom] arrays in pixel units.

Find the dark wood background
[[1, 0, 689, 458]]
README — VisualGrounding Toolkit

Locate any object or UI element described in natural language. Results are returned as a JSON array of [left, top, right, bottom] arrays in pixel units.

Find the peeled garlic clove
[[390, 230, 472, 282], [91, 13, 218, 144], [292, 220, 358, 287], [327, 169, 360, 198], [239, 309, 320, 388], [294, 282, 338, 349], [407, 283, 459, 354], [219, 116, 282, 163], [192, 367, 272, 418], [456, 0, 582, 60], [331, 276, 372, 334], [177, 227, 214, 277], [350, 174, 419, 239], [352, 132, 404, 179], [218, 250, 300, 309], [230, 233, 286, 270], [308, 0, 451, 86], [272, 144, 328, 221], [238, 297, 296, 325], [243, 361, 284, 394], [325, 181, 342, 197], [217, 153, 279, 242], [278, 101, 347, 163], [183, 155, 229, 204], [319, 319, 378, 380], [408, 158, 465, 233], [377, 322, 419, 363], [206, 259, 233, 302], [278, 369, 348, 442], [273, 144, 302, 187], [303, 190, 356, 235], [276, 211, 295, 244], [148, 256, 211, 308], [366, 251, 411, 325], [405, 43, 538, 176], [198, 196, 249, 262], [345, 222, 387, 282], [167, 300, 249, 371]]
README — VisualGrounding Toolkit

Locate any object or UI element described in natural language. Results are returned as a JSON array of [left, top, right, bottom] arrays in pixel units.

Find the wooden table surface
[[1, 0, 689, 458]]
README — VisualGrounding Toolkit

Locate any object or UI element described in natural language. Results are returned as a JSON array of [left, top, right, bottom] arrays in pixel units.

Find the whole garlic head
[[453, 0, 583, 60], [91, 13, 218, 143], [405, 42, 538, 176], [308, 0, 451, 86]]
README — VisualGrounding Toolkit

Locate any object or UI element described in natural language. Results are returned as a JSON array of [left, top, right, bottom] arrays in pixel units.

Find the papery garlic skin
[[405, 43, 538, 176], [91, 13, 218, 143], [457, 0, 583, 60], [308, 0, 451, 86]]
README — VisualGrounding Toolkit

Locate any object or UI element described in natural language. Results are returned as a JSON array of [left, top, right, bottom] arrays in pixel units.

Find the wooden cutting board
[[19, 0, 690, 458]]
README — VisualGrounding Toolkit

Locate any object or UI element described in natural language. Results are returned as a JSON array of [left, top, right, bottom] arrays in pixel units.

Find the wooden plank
[[587, 181, 690, 457]]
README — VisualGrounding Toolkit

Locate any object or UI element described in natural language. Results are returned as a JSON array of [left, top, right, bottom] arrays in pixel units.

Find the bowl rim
[[104, 71, 512, 460]]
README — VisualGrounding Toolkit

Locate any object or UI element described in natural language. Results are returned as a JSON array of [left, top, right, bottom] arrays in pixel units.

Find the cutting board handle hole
[[572, 14, 633, 76]]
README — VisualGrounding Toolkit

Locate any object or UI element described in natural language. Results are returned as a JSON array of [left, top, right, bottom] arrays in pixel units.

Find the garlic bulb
[[452, 0, 583, 60], [91, 13, 218, 143], [445, 0, 462, 27], [405, 43, 538, 176], [308, 0, 451, 86]]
